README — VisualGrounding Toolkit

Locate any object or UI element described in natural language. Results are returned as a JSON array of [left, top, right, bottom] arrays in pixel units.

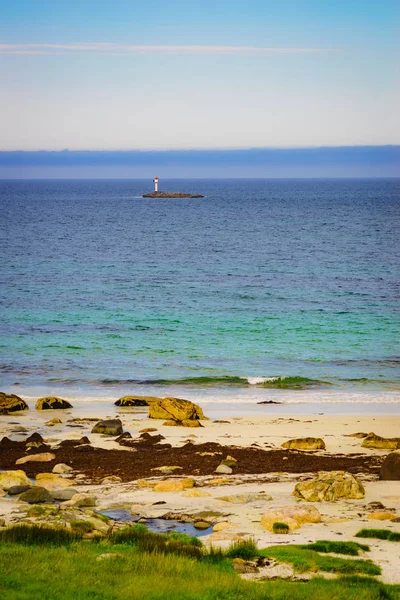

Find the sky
[[0, 1, 399, 177]]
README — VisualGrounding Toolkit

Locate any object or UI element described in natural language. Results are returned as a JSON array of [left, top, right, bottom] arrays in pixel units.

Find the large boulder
[[0, 470, 31, 491], [293, 471, 365, 502], [91, 419, 123, 436], [281, 437, 326, 451], [261, 505, 321, 532], [362, 433, 400, 450], [0, 392, 28, 413], [149, 398, 207, 421], [35, 397, 73, 410], [19, 486, 53, 504], [380, 450, 400, 480], [115, 396, 159, 407]]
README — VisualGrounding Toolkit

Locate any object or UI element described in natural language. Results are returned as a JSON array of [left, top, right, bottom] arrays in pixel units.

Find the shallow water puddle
[[99, 509, 213, 537]]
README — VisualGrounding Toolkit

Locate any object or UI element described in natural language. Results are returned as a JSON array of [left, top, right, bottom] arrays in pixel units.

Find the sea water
[[0, 179, 399, 410]]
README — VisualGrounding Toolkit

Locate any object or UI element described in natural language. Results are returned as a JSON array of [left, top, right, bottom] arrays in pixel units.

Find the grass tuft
[[301, 540, 370, 556], [356, 529, 400, 542], [0, 524, 79, 546], [225, 538, 258, 560]]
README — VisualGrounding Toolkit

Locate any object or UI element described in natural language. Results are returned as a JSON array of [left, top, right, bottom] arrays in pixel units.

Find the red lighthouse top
[[154, 176, 159, 181]]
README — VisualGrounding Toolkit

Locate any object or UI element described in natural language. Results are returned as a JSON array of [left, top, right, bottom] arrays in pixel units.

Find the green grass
[[301, 540, 370, 556], [260, 545, 381, 576], [356, 529, 400, 542], [224, 539, 258, 560], [70, 520, 94, 534], [272, 522, 290, 534], [0, 524, 80, 546], [0, 543, 399, 600], [109, 524, 203, 559]]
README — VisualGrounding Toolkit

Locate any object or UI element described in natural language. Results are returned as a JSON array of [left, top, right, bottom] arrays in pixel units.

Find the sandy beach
[[1, 398, 399, 584]]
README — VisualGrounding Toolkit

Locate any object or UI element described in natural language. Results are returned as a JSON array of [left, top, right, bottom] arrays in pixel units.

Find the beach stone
[[51, 488, 78, 501], [293, 470, 365, 502], [63, 493, 96, 508], [281, 437, 326, 451], [151, 466, 183, 474], [0, 490, 6, 498], [215, 464, 232, 474], [137, 479, 154, 488], [193, 520, 211, 530], [36, 473, 73, 490], [52, 463, 73, 474], [362, 432, 400, 450], [7, 485, 32, 495], [182, 489, 211, 498], [212, 521, 232, 532], [346, 432, 368, 438], [0, 470, 31, 491], [35, 397, 73, 410], [153, 478, 195, 493], [16, 452, 56, 465], [45, 417, 62, 426], [91, 419, 123, 436], [218, 493, 272, 504], [101, 476, 122, 484], [221, 455, 238, 467], [115, 395, 159, 407], [149, 397, 208, 422], [139, 428, 158, 433], [380, 450, 400, 480], [207, 477, 230, 486], [368, 511, 396, 521], [261, 505, 321, 532], [0, 392, 28, 413], [233, 558, 259, 574], [19, 486, 53, 504]]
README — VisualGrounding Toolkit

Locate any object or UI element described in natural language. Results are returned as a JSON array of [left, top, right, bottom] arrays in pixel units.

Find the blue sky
[[0, 0, 398, 153]]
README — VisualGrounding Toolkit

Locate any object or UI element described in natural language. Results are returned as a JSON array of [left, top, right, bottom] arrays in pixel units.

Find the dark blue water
[[0, 179, 399, 402]]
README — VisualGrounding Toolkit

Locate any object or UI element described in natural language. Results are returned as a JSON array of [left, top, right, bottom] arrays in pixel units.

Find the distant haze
[[0, 146, 399, 178]]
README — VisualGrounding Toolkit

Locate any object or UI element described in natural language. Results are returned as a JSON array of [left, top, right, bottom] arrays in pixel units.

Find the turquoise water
[[0, 179, 399, 404]]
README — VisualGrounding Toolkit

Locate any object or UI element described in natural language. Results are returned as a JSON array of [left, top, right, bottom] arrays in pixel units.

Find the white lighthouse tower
[[153, 176, 159, 192]]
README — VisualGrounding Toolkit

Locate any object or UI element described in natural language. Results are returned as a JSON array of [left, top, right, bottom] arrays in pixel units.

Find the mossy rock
[[115, 396, 160, 407], [0, 392, 28, 413], [362, 432, 400, 450], [149, 397, 208, 421], [36, 397, 73, 410]]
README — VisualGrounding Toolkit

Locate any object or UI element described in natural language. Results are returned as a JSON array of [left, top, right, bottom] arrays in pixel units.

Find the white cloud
[[0, 43, 334, 56]]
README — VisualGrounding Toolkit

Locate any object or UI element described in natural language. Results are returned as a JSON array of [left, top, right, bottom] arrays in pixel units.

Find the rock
[[91, 419, 123, 436], [222, 455, 237, 467], [19, 486, 53, 504], [115, 432, 132, 443], [151, 466, 183, 474], [0, 490, 6, 498], [368, 511, 396, 521], [0, 470, 31, 491], [35, 473, 73, 490], [35, 397, 73, 410], [115, 395, 159, 407], [380, 450, 400, 480], [182, 489, 211, 498], [261, 505, 321, 532], [139, 428, 158, 433], [215, 464, 232, 474], [101, 476, 122, 484], [362, 432, 400, 450], [346, 432, 368, 438], [212, 522, 232, 532], [7, 485, 32, 495], [233, 558, 259, 574], [193, 521, 211, 530], [52, 463, 73, 474], [293, 471, 365, 502], [207, 477, 230, 486], [149, 397, 207, 422], [153, 478, 195, 493], [62, 493, 96, 508], [16, 452, 56, 465], [218, 493, 272, 504], [163, 419, 203, 427], [0, 392, 28, 413], [45, 418, 62, 426], [51, 488, 78, 501], [282, 437, 326, 451]]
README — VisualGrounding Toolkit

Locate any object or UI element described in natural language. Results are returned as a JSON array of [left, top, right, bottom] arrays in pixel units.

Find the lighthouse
[[153, 176, 159, 192]]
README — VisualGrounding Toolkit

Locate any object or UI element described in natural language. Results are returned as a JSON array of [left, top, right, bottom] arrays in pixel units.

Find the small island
[[143, 191, 204, 198]]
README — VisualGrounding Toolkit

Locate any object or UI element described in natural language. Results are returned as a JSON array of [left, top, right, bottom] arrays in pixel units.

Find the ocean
[[1, 178, 399, 412]]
